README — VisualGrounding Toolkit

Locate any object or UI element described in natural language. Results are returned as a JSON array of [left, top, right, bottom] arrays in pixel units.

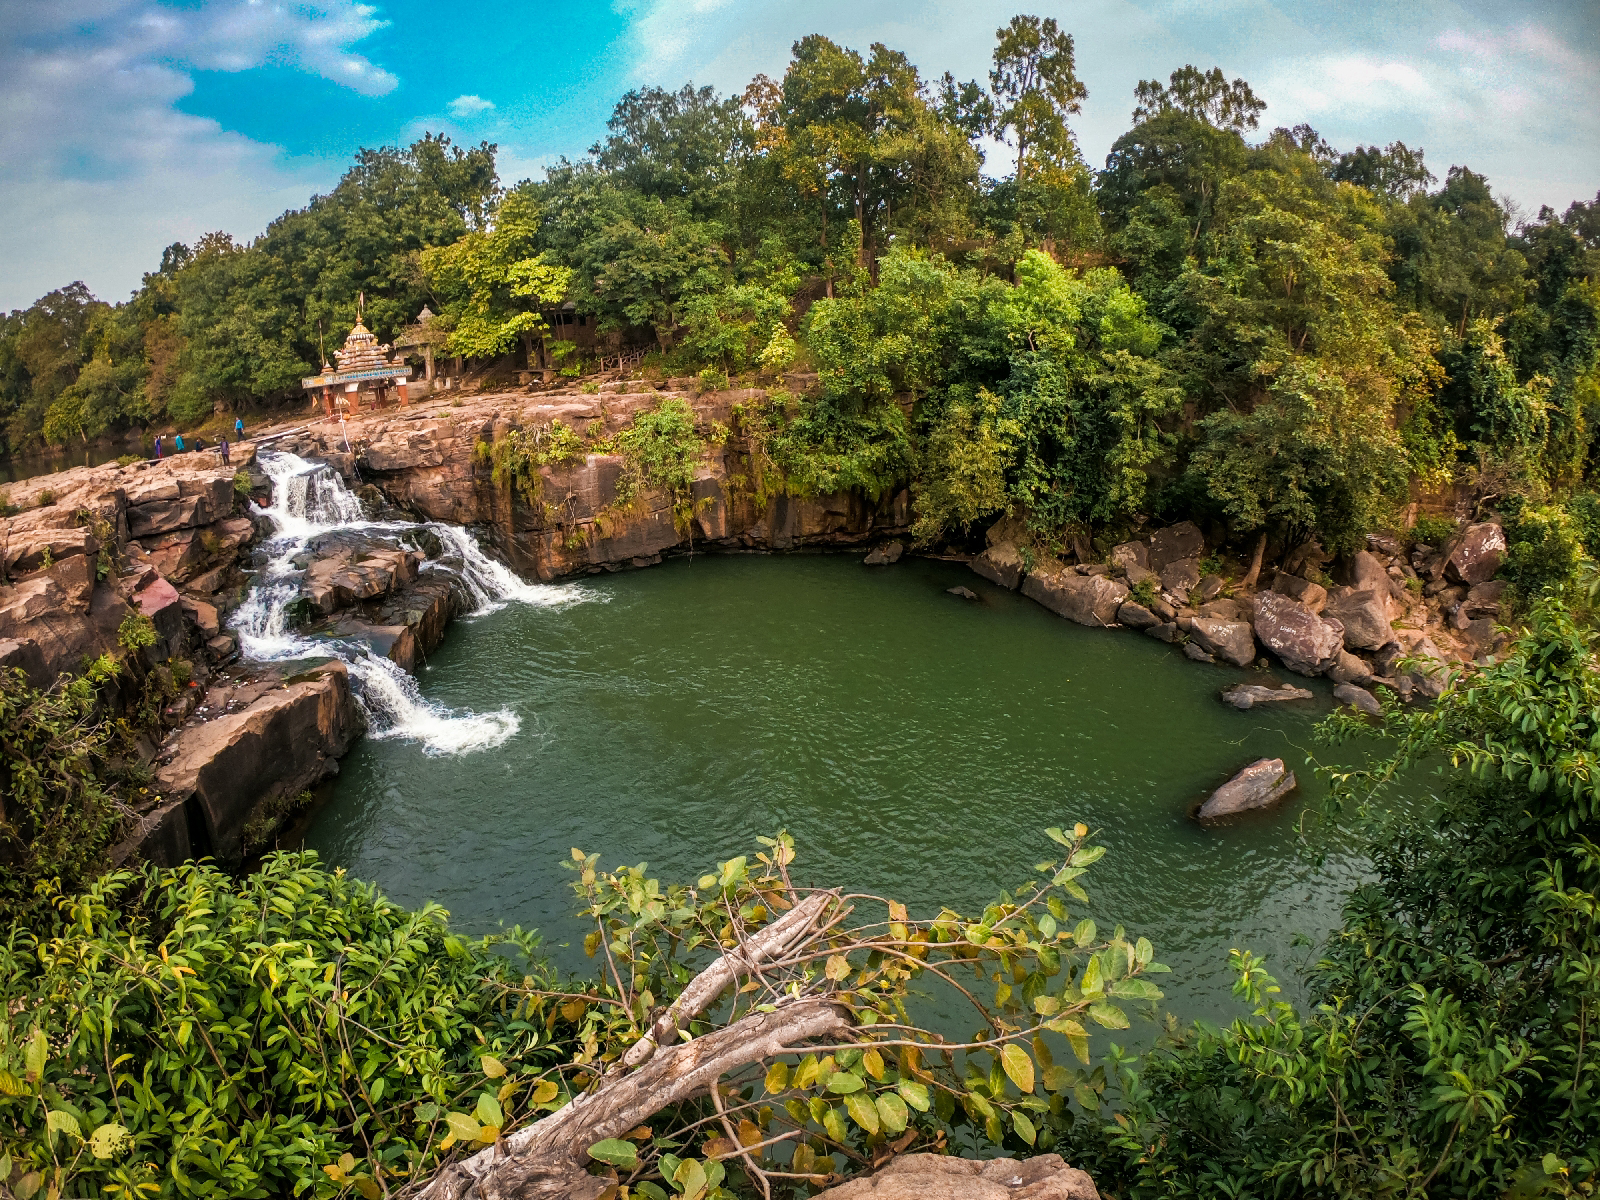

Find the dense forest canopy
[[3, 18, 1598, 560]]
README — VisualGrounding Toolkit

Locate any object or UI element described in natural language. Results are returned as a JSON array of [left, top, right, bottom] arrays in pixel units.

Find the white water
[[230, 451, 592, 756]]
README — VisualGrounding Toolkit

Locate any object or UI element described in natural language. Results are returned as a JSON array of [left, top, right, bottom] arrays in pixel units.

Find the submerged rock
[[1220, 683, 1314, 710], [1199, 758, 1298, 821], [862, 541, 904, 565], [1333, 682, 1382, 716], [946, 585, 979, 601]]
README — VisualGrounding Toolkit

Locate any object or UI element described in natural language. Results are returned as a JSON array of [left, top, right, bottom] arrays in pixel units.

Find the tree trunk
[[1240, 531, 1268, 590], [414, 893, 843, 1200]]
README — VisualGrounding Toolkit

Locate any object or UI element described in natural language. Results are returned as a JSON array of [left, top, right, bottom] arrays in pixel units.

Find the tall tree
[[988, 15, 1088, 181], [1132, 65, 1266, 133]]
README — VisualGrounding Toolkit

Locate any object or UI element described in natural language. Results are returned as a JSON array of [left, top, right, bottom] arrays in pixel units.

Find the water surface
[[305, 554, 1418, 1027]]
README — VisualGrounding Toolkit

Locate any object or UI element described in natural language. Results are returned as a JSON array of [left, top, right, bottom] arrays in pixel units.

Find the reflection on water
[[303, 554, 1429, 1032], [1, 443, 136, 486]]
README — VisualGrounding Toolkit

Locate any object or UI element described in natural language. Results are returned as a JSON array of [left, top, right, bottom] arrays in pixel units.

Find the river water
[[295, 550, 1426, 1029]]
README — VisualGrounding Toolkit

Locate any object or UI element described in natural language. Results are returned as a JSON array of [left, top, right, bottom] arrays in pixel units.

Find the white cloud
[[447, 94, 496, 117], [0, 0, 397, 308]]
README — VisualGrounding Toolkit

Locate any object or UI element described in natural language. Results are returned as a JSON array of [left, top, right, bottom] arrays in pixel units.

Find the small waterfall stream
[[230, 451, 592, 755]]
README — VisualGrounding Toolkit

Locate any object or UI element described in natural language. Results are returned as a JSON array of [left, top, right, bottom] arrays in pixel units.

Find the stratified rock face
[[141, 662, 361, 866], [1220, 683, 1313, 710], [1023, 566, 1129, 627], [1189, 618, 1256, 667], [1446, 522, 1506, 585], [1322, 587, 1394, 651], [817, 1154, 1099, 1200], [1148, 521, 1204, 573], [1253, 591, 1344, 676], [1199, 758, 1297, 820]]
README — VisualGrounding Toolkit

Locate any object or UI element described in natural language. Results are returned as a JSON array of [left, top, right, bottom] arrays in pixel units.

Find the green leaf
[[14, 1171, 41, 1200], [1068, 844, 1106, 867], [822, 1104, 848, 1143], [1080, 955, 1103, 995], [897, 1079, 931, 1111], [844, 1091, 880, 1134], [1001, 1043, 1035, 1094], [673, 1157, 708, 1199], [1038, 913, 1057, 938], [1073, 919, 1097, 946], [1088, 1002, 1129, 1029], [1045, 826, 1072, 847], [446, 1111, 481, 1142], [1032, 994, 1060, 1016], [1012, 1110, 1036, 1145], [481, 1054, 506, 1078], [1110, 979, 1163, 1001], [24, 1028, 47, 1082], [826, 1070, 865, 1094], [636, 1184, 669, 1200], [89, 1122, 130, 1159], [46, 1109, 81, 1141], [875, 1091, 909, 1134], [476, 1093, 504, 1127], [587, 1138, 640, 1169]]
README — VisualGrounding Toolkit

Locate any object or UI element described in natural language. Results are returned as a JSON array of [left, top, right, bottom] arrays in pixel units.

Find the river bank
[[0, 377, 1509, 870]]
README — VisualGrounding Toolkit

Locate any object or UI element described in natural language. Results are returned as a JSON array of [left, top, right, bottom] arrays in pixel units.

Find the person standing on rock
[[235, 416, 245, 440], [154, 434, 163, 459], [219, 437, 231, 465], [174, 433, 185, 452]]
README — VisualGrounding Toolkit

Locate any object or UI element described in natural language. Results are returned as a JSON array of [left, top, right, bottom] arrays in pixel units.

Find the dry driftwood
[[414, 891, 845, 1200]]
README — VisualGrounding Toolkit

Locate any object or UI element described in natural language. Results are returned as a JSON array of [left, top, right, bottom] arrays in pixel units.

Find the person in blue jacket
[[235, 417, 244, 439], [174, 433, 185, 452]]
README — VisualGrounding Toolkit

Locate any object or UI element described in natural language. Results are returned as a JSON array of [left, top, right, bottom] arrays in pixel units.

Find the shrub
[[115, 454, 143, 467], [232, 468, 251, 497], [1499, 495, 1586, 601], [609, 398, 707, 530], [34, 489, 55, 507], [116, 612, 157, 652], [1130, 578, 1158, 608], [1409, 513, 1458, 547]]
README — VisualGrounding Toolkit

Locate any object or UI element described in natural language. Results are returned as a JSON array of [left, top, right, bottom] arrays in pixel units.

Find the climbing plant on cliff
[[1078, 598, 1600, 1197], [609, 397, 711, 531], [0, 663, 123, 926]]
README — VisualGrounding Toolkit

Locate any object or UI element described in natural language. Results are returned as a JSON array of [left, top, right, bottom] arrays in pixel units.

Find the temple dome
[[334, 318, 392, 374]]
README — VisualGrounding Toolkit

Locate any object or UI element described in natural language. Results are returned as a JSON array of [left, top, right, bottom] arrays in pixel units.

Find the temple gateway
[[301, 316, 413, 417]]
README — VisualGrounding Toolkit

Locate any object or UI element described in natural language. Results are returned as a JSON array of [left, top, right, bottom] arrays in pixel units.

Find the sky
[[2, 0, 1597, 311]]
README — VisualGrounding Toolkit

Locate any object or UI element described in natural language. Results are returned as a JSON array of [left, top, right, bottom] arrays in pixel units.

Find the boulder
[[947, 585, 979, 601], [180, 597, 221, 639], [1145, 621, 1180, 643], [1220, 683, 1314, 710], [1189, 618, 1256, 667], [1123, 562, 1157, 588], [1321, 587, 1394, 650], [1022, 567, 1129, 627], [1117, 600, 1160, 629], [1271, 573, 1327, 613], [1333, 683, 1382, 716], [816, 1153, 1099, 1200], [1075, 563, 1111, 576], [971, 542, 1025, 590], [1197, 597, 1241, 621], [1327, 649, 1375, 686], [1445, 522, 1506, 585], [1464, 579, 1507, 618], [1149, 595, 1178, 621], [1184, 642, 1215, 663], [1110, 541, 1149, 572], [1349, 550, 1400, 598], [1198, 758, 1298, 821], [1253, 591, 1344, 676], [1149, 520, 1204, 572], [1161, 557, 1201, 600], [863, 541, 904, 566], [1195, 575, 1225, 603]]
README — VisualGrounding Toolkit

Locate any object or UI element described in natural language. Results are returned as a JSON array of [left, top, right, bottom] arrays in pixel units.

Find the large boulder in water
[[815, 1153, 1100, 1200], [1253, 591, 1344, 676], [1189, 617, 1256, 667], [1023, 566, 1128, 627], [1198, 758, 1298, 821]]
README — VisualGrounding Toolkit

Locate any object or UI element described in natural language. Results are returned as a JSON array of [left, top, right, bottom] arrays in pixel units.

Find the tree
[[1131, 66, 1266, 134], [989, 15, 1088, 182]]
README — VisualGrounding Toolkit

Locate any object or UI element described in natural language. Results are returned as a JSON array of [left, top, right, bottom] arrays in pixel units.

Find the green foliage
[[0, 854, 556, 1200], [1080, 600, 1600, 1197], [1499, 496, 1587, 602], [1409, 513, 1458, 547], [609, 398, 708, 529], [116, 613, 156, 653], [0, 668, 120, 926], [486, 420, 588, 509], [232, 468, 251, 498]]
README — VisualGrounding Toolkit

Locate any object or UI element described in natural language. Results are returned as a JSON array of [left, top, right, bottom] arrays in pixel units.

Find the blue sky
[[2, 0, 1596, 310]]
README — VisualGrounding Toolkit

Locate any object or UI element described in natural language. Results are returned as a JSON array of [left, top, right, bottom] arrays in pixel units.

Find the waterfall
[[229, 450, 591, 756]]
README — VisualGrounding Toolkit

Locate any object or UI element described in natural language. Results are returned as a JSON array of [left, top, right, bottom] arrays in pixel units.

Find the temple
[[301, 316, 413, 418]]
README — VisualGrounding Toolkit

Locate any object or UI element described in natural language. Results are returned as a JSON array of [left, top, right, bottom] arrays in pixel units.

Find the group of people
[[153, 417, 246, 465]]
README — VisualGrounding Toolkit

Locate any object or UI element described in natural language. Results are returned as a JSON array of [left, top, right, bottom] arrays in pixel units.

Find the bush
[[1499, 495, 1586, 601], [0, 855, 555, 1200], [1409, 513, 1458, 547], [116, 612, 157, 652]]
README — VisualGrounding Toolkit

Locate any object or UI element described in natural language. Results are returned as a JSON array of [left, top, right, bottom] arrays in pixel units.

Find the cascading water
[[230, 451, 593, 755]]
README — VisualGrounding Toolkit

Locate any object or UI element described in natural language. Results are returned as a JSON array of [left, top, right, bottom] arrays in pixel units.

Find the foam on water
[[229, 450, 586, 755]]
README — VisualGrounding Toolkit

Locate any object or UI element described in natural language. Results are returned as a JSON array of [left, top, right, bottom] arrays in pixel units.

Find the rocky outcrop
[[1220, 683, 1314, 710], [1445, 522, 1506, 585], [1117, 600, 1160, 629], [1199, 758, 1298, 820], [1022, 566, 1128, 627], [1333, 682, 1382, 716], [1148, 521, 1204, 573], [1322, 587, 1394, 651], [817, 1155, 1099, 1200], [1189, 617, 1256, 667], [1252, 591, 1344, 676], [121, 662, 361, 867], [1270, 573, 1327, 613]]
